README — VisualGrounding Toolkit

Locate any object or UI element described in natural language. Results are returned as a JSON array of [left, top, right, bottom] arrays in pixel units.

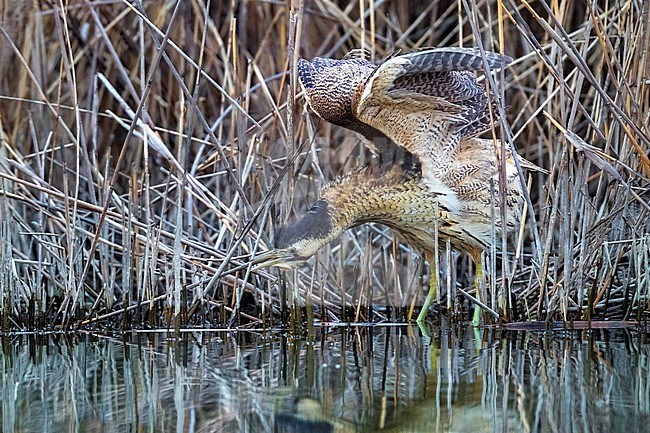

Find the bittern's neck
[[322, 164, 420, 230], [274, 164, 422, 262]]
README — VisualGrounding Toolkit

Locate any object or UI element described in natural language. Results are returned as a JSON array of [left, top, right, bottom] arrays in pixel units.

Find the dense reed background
[[0, 0, 648, 330]]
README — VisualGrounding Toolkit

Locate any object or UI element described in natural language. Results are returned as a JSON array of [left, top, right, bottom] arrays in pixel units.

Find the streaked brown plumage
[[297, 47, 510, 166], [263, 47, 523, 324]]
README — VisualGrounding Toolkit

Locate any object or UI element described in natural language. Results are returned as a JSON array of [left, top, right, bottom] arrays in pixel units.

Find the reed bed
[[0, 0, 648, 330]]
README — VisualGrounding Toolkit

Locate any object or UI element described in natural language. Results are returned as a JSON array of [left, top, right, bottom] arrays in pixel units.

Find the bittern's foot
[[419, 252, 438, 325], [416, 319, 433, 338], [471, 251, 484, 327], [416, 307, 429, 324], [472, 304, 481, 327]]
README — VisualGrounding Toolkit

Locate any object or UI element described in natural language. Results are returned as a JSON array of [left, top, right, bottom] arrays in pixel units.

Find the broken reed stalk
[[0, 0, 648, 331]]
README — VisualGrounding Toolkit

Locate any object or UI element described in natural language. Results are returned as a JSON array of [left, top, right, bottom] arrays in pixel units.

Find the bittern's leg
[[471, 252, 483, 327], [417, 252, 438, 323]]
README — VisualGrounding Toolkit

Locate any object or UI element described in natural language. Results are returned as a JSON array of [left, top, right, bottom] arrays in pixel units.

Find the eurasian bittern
[[264, 47, 522, 324]]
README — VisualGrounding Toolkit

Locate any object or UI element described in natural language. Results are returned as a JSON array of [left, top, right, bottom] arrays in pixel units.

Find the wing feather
[[354, 48, 511, 175]]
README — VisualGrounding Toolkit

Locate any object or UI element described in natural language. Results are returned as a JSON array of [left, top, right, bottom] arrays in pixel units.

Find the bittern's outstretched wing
[[298, 47, 512, 172], [354, 48, 511, 172], [297, 55, 404, 164]]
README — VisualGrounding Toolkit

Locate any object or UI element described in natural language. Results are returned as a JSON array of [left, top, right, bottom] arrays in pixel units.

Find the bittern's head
[[297, 55, 375, 128], [268, 199, 340, 269]]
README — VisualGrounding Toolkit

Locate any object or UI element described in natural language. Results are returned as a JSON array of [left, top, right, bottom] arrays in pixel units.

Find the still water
[[1, 325, 649, 432]]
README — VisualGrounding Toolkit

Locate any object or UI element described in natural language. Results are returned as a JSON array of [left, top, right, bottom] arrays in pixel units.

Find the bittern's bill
[[265, 47, 523, 324]]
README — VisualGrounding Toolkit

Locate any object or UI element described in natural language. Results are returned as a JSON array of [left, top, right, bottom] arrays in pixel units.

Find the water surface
[[1, 326, 648, 432]]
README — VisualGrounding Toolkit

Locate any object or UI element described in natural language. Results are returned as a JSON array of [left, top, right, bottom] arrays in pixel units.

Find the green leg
[[471, 253, 483, 327], [417, 253, 437, 324]]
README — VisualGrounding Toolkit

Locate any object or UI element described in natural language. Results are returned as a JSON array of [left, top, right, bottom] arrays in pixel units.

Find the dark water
[[1, 326, 649, 432]]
